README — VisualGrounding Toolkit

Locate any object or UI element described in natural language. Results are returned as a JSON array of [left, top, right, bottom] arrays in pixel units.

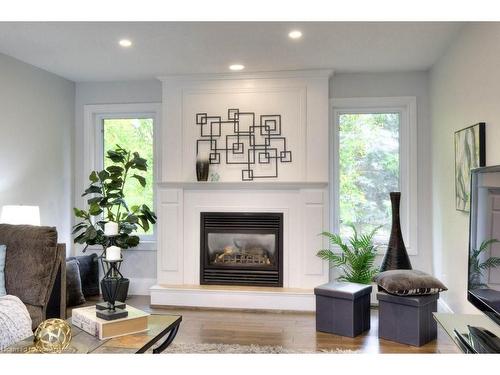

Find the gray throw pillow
[[67, 253, 99, 297], [373, 269, 448, 296], [66, 259, 86, 307]]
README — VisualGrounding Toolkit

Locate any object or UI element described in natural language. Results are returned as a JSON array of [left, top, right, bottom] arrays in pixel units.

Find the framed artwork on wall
[[455, 122, 486, 212]]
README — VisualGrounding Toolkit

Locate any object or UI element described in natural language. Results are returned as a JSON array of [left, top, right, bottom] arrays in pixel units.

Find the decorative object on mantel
[[316, 223, 381, 284], [72, 145, 157, 304], [196, 154, 210, 181], [379, 192, 412, 272], [195, 108, 292, 181], [455, 122, 485, 212], [209, 169, 220, 182]]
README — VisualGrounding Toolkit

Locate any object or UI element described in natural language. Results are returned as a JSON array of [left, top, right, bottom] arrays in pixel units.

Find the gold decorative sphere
[[33, 318, 72, 353]]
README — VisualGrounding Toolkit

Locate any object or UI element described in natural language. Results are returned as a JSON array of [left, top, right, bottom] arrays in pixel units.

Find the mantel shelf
[[157, 181, 328, 190]]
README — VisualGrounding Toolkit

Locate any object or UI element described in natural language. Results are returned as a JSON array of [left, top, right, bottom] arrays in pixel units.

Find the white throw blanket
[[0, 295, 33, 350]]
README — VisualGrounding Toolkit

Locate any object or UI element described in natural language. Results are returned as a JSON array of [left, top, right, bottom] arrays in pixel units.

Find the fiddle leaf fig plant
[[73, 145, 157, 251]]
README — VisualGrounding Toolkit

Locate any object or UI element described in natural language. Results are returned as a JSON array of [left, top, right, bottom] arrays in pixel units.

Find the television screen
[[468, 166, 500, 325]]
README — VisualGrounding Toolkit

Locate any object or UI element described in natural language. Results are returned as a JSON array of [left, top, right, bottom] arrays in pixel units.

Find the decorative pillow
[[373, 269, 448, 296], [67, 253, 99, 297], [1, 224, 58, 306], [0, 245, 6, 296], [66, 259, 86, 307]]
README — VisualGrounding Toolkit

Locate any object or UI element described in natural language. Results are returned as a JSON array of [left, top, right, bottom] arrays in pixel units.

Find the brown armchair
[[0, 224, 66, 329]]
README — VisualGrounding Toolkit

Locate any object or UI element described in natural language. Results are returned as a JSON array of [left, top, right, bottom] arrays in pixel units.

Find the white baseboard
[[438, 298, 454, 313], [127, 278, 156, 296], [150, 285, 316, 311]]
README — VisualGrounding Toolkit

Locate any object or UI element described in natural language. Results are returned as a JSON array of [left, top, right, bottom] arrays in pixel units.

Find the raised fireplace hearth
[[200, 212, 283, 287]]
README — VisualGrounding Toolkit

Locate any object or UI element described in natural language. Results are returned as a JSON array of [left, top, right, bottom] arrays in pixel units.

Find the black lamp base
[[96, 307, 128, 321], [95, 301, 126, 311]]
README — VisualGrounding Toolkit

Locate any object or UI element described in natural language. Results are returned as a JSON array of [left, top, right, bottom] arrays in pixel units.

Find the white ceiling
[[0, 22, 463, 82]]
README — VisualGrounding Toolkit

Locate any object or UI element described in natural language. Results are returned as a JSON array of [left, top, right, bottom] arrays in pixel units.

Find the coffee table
[[3, 314, 182, 354]]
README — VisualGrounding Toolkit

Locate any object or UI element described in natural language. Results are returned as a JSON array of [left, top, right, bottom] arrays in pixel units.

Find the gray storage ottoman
[[377, 291, 438, 346], [314, 282, 372, 337]]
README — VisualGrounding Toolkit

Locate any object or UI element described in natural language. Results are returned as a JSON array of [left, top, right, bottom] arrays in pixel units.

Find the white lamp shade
[[0, 205, 40, 226]]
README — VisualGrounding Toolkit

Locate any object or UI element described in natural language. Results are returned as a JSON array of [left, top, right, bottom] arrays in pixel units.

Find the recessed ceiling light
[[288, 30, 302, 39], [119, 39, 132, 47], [229, 64, 245, 71]]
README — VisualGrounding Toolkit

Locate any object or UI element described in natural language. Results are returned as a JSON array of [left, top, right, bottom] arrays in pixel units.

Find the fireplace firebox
[[200, 212, 283, 287]]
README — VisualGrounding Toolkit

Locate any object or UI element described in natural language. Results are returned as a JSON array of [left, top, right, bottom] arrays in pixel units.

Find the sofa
[[0, 224, 66, 330]]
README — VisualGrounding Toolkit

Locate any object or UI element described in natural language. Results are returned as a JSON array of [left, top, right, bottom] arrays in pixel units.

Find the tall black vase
[[380, 192, 412, 272]]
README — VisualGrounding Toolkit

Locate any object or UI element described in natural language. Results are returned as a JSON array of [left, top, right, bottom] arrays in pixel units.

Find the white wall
[[161, 71, 331, 183], [74, 80, 162, 294], [0, 53, 74, 248], [331, 72, 433, 273], [430, 23, 500, 313]]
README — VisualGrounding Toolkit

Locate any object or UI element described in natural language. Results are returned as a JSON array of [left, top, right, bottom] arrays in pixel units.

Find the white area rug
[[163, 342, 359, 354]]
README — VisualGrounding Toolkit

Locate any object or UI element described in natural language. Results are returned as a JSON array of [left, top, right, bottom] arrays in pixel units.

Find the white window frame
[[331, 97, 418, 255], [83, 103, 161, 251]]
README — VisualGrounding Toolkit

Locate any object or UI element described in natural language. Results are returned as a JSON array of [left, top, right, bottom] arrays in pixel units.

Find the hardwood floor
[[71, 295, 460, 353]]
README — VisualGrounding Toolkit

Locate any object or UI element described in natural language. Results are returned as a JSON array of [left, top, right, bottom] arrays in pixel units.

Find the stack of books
[[71, 305, 150, 340]]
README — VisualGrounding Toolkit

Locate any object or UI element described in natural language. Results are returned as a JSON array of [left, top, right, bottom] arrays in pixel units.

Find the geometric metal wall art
[[196, 108, 292, 181]]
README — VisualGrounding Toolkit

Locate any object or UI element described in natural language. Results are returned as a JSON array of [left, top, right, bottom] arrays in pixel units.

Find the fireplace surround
[[151, 71, 331, 311], [200, 212, 283, 287]]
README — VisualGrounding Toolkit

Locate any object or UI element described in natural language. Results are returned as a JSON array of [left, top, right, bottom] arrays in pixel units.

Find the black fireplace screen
[[200, 212, 283, 286]]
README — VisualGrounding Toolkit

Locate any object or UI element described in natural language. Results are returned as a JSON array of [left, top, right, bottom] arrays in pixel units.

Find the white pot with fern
[[316, 224, 381, 306]]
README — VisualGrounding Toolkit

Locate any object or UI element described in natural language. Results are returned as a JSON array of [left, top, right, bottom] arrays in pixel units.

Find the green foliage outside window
[[338, 113, 400, 242], [103, 118, 154, 235]]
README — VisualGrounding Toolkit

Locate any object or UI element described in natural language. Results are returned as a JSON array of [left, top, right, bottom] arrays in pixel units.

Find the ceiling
[[0, 22, 463, 82]]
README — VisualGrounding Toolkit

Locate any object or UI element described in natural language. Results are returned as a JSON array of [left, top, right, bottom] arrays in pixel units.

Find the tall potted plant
[[316, 224, 380, 284], [73, 145, 157, 301]]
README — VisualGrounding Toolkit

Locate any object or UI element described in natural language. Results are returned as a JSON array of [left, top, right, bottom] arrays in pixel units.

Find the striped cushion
[[373, 270, 447, 296]]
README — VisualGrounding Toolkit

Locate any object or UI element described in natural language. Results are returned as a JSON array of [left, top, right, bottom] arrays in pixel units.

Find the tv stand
[[434, 313, 500, 353]]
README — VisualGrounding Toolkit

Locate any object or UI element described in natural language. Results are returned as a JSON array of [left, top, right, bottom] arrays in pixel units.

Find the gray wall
[[74, 80, 162, 294], [0, 52, 75, 248], [430, 23, 500, 313], [331, 72, 433, 274]]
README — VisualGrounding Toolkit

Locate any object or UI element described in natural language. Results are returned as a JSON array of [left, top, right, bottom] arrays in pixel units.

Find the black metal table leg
[[152, 323, 181, 354]]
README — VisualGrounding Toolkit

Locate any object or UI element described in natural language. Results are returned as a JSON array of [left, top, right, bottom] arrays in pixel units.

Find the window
[[332, 97, 417, 252], [337, 113, 400, 241], [83, 103, 160, 247], [102, 118, 154, 236]]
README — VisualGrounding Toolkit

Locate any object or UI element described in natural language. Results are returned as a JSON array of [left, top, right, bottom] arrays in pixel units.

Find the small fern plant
[[469, 239, 500, 289], [316, 224, 381, 284]]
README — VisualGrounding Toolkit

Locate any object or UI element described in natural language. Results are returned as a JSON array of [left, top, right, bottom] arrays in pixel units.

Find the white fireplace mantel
[[150, 70, 331, 311], [157, 181, 328, 190]]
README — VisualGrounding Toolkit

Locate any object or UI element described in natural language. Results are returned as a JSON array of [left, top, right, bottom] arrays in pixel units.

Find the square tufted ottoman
[[314, 282, 372, 337], [377, 291, 439, 346]]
